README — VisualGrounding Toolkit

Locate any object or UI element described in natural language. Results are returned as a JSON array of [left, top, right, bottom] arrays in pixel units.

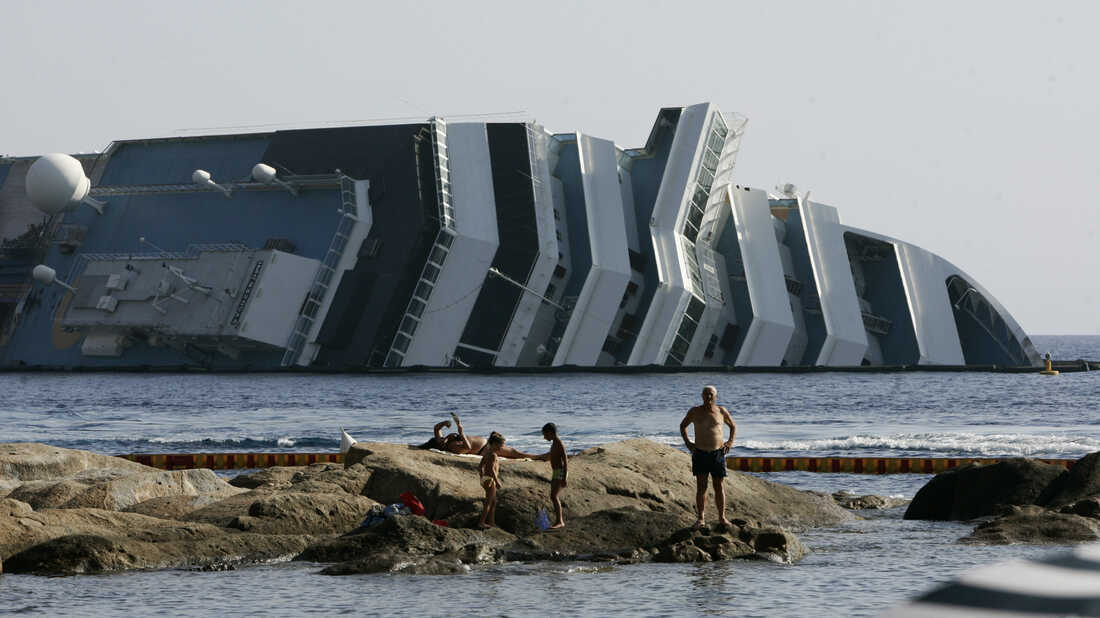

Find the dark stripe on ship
[[455, 123, 538, 366]]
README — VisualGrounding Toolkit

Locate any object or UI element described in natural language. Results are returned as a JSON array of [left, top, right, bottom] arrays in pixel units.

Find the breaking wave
[[739, 432, 1100, 458], [123, 436, 336, 451]]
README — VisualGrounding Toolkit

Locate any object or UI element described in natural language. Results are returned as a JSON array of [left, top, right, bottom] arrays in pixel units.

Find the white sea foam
[[740, 432, 1100, 457], [277, 437, 296, 447]]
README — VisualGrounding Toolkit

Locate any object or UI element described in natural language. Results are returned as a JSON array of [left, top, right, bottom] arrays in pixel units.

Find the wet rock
[[651, 523, 804, 564], [747, 527, 806, 563], [655, 541, 713, 562], [1059, 497, 1100, 519], [1037, 452, 1100, 507], [0, 504, 314, 575], [832, 491, 909, 510], [905, 459, 1065, 521], [299, 513, 514, 565], [320, 552, 469, 575], [960, 505, 1100, 545]]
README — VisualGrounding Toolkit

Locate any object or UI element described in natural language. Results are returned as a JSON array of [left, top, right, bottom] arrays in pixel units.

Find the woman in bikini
[[419, 413, 534, 459]]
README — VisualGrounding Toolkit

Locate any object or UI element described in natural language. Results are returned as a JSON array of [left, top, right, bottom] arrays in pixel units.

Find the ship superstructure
[[0, 103, 1040, 369]]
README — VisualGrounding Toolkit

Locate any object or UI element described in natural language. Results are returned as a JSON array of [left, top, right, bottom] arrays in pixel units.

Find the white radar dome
[[32, 264, 58, 285], [25, 154, 91, 215], [252, 163, 277, 183]]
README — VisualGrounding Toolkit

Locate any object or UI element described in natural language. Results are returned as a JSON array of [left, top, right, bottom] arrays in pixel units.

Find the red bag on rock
[[399, 491, 426, 516]]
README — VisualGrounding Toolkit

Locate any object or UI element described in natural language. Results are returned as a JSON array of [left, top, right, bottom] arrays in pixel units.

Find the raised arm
[[433, 420, 451, 440], [721, 407, 737, 453], [453, 416, 472, 451], [679, 409, 696, 452]]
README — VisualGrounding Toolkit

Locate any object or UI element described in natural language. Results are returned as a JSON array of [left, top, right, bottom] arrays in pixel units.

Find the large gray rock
[[231, 462, 372, 496], [1038, 452, 1100, 507], [345, 439, 851, 530], [0, 443, 153, 485], [904, 459, 1065, 521], [57, 469, 246, 511], [183, 489, 378, 535], [960, 505, 1100, 545], [122, 494, 226, 520], [2, 440, 850, 576], [8, 479, 91, 509]]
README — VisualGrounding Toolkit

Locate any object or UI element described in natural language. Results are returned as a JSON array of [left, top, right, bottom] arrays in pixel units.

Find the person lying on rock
[[533, 422, 568, 529], [477, 431, 506, 529], [419, 413, 534, 459], [679, 385, 737, 529]]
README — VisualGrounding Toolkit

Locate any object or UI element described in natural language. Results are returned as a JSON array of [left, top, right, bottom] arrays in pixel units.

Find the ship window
[[409, 299, 426, 318], [669, 335, 690, 359], [393, 333, 411, 353], [706, 131, 725, 156], [400, 316, 419, 335], [438, 232, 455, 248], [429, 246, 447, 265], [677, 316, 698, 342], [414, 281, 432, 301], [697, 168, 715, 192], [553, 265, 567, 279], [687, 297, 705, 321], [423, 263, 441, 283], [701, 150, 720, 174]]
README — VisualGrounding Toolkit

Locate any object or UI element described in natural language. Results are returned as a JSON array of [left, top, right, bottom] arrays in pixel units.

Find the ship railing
[[382, 120, 458, 367], [382, 228, 457, 368], [89, 174, 342, 197], [281, 175, 358, 366], [65, 243, 251, 284], [429, 118, 455, 230]]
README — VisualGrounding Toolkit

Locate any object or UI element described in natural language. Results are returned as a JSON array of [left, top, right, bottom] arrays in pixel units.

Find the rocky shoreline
[[904, 452, 1100, 544], [6, 440, 1096, 577], [1, 440, 861, 576]]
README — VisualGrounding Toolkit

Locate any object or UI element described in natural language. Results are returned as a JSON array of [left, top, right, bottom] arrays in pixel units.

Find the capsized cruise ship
[[0, 103, 1040, 370]]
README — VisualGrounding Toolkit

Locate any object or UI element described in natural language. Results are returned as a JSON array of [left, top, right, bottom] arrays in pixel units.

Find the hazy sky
[[3, 1, 1096, 335]]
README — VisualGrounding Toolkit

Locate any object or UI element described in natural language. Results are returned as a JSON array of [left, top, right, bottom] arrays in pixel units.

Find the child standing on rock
[[536, 423, 568, 529], [477, 432, 505, 529]]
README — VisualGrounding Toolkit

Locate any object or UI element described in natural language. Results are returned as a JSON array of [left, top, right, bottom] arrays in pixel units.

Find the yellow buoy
[[1040, 354, 1059, 376]]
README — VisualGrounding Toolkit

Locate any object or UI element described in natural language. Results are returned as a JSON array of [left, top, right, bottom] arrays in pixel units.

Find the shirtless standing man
[[679, 385, 737, 528]]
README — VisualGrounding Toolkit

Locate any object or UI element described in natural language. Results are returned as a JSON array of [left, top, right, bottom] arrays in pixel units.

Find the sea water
[[0, 335, 1097, 617]]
